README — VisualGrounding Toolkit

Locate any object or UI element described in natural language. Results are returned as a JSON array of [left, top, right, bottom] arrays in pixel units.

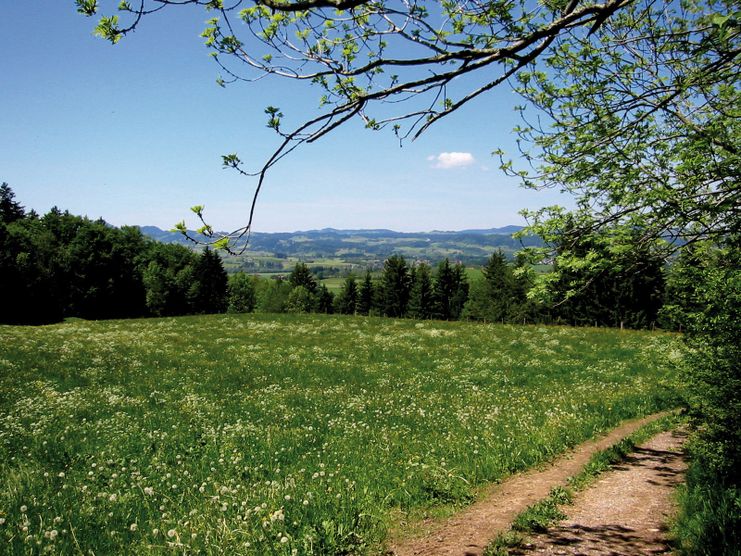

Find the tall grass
[[0, 314, 682, 554]]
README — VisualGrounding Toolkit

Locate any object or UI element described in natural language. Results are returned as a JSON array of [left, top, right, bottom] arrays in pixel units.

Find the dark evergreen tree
[[357, 271, 375, 316], [316, 284, 334, 314], [381, 255, 411, 317], [189, 248, 228, 314], [433, 259, 468, 320], [288, 262, 317, 294], [450, 262, 469, 320], [335, 274, 359, 315], [0, 183, 25, 224], [432, 259, 454, 320], [408, 263, 433, 320], [463, 251, 518, 322]]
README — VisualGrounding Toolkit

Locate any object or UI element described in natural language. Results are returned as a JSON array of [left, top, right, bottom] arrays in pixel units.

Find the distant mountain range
[[137, 225, 540, 266], [138, 225, 527, 243]]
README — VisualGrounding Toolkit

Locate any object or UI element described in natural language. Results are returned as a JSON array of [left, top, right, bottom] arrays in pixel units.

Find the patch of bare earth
[[387, 413, 681, 556], [511, 429, 687, 556]]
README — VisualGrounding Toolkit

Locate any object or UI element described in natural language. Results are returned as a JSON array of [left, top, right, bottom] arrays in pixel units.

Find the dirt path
[[388, 413, 680, 556], [510, 428, 687, 555]]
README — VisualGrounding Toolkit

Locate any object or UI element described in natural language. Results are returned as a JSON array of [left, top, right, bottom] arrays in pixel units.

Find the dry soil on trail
[[388, 413, 685, 556], [510, 428, 687, 556]]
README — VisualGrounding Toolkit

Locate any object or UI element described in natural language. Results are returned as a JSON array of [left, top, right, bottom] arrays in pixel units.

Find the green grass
[[511, 486, 572, 534], [0, 314, 683, 554], [464, 267, 484, 281], [319, 277, 346, 293]]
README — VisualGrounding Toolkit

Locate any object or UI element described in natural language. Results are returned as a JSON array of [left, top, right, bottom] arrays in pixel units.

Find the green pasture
[[0, 315, 683, 554], [319, 277, 346, 293]]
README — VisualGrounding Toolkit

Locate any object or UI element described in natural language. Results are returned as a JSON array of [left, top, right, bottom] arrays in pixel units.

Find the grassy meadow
[[0, 314, 683, 554]]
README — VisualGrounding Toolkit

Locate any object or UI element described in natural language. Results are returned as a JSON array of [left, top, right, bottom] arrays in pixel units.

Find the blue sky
[[0, 2, 571, 233]]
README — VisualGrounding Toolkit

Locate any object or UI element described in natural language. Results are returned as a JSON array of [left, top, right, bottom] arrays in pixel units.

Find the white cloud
[[428, 152, 475, 169]]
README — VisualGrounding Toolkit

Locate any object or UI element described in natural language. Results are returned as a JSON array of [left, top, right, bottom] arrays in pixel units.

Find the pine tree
[[0, 183, 25, 224], [463, 251, 517, 322], [432, 259, 454, 320], [357, 271, 375, 316], [408, 263, 433, 320], [450, 262, 469, 320], [381, 255, 411, 318], [316, 284, 334, 314], [335, 274, 359, 315], [288, 262, 317, 294]]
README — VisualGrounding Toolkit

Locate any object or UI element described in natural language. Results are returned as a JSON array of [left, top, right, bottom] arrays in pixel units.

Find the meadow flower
[[167, 529, 176, 538], [20, 505, 27, 513], [129, 523, 138, 532], [270, 509, 285, 523], [144, 487, 154, 496]]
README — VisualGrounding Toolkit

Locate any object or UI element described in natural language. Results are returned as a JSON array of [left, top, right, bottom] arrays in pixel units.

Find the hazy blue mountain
[[136, 225, 540, 267]]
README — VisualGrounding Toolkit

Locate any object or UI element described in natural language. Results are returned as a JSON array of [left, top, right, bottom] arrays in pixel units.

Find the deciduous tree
[[227, 271, 257, 313]]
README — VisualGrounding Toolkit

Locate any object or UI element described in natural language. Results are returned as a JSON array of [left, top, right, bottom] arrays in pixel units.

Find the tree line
[[2, 183, 672, 329], [0, 184, 229, 324]]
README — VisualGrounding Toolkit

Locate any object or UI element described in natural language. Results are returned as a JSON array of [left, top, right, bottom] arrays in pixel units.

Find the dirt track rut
[[388, 413, 683, 556]]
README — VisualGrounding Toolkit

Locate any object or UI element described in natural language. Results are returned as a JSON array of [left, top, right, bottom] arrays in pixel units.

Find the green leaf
[[213, 237, 230, 250], [75, 0, 98, 16], [94, 15, 122, 44], [711, 13, 731, 27], [222, 153, 241, 167], [170, 221, 187, 234]]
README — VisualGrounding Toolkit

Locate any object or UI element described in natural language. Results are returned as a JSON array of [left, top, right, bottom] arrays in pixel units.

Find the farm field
[[0, 314, 683, 554]]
